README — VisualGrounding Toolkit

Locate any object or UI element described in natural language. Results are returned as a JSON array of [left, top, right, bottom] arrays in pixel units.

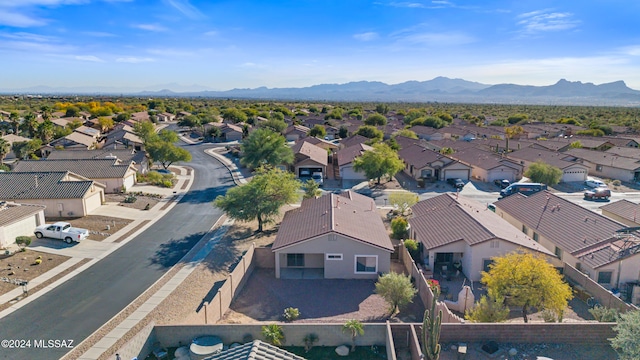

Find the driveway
[[222, 269, 425, 323]]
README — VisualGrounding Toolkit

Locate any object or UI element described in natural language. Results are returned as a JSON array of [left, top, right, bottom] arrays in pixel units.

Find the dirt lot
[[0, 250, 70, 296], [105, 193, 162, 211], [47, 215, 133, 241]]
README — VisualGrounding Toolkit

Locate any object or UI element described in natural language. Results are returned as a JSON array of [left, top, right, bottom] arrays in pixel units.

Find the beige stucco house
[[0, 171, 105, 218], [507, 147, 589, 183], [398, 144, 472, 181], [272, 191, 394, 279], [495, 191, 640, 290], [409, 193, 553, 281], [0, 202, 46, 247]]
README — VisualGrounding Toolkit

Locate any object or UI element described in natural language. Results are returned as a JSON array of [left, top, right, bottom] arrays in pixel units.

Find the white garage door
[[487, 169, 517, 182], [443, 169, 469, 181], [340, 165, 367, 180], [562, 168, 587, 182]]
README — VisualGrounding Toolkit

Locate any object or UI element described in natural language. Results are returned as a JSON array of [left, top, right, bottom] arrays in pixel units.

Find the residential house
[[605, 146, 640, 158], [603, 137, 640, 148], [450, 147, 523, 182], [1, 134, 31, 161], [336, 143, 372, 180], [14, 158, 137, 193], [338, 134, 369, 149], [206, 122, 243, 142], [0, 171, 105, 217], [398, 144, 472, 181], [301, 136, 339, 152], [600, 200, 640, 227], [507, 147, 588, 182], [48, 131, 98, 151], [564, 148, 640, 182], [284, 125, 310, 142], [409, 193, 554, 281], [0, 202, 46, 248], [50, 118, 70, 128], [102, 124, 145, 151], [156, 112, 176, 122], [410, 125, 446, 141], [272, 191, 394, 279], [46, 148, 148, 174], [205, 340, 305, 360], [494, 191, 640, 289], [291, 140, 327, 179], [74, 125, 101, 140]]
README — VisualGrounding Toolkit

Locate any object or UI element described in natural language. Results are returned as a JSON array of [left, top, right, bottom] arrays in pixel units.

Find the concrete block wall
[[112, 322, 157, 360], [254, 246, 275, 268], [564, 263, 635, 312]]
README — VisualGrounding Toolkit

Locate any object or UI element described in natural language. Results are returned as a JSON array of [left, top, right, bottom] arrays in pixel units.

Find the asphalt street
[[0, 141, 232, 360]]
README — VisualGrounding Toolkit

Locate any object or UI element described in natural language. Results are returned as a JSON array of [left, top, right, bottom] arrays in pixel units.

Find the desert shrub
[[391, 217, 409, 239], [123, 195, 137, 203], [303, 333, 318, 352], [589, 305, 619, 322], [283, 307, 300, 322], [404, 239, 421, 263], [612, 179, 621, 186], [465, 295, 509, 323], [15, 236, 31, 250], [34, 258, 42, 265], [540, 309, 557, 322]]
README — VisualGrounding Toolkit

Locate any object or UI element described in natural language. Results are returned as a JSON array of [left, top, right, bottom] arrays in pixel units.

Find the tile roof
[[564, 148, 640, 170], [0, 202, 46, 227], [605, 146, 640, 158], [337, 143, 372, 166], [1, 134, 31, 145], [273, 191, 393, 252], [339, 134, 369, 148], [14, 159, 133, 179], [507, 147, 585, 170], [452, 147, 522, 171], [284, 124, 310, 135], [494, 191, 626, 255], [600, 199, 640, 224], [61, 131, 96, 147], [398, 144, 456, 169], [46, 148, 145, 164], [409, 193, 552, 254], [0, 171, 95, 199], [205, 340, 306, 360], [75, 125, 100, 138], [291, 140, 328, 166]]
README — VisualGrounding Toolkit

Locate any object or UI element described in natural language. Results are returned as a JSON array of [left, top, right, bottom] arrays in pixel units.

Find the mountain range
[[3, 77, 640, 106]]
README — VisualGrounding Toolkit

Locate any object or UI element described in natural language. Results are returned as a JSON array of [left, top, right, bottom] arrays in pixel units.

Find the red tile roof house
[[290, 140, 327, 179], [272, 191, 394, 279], [336, 143, 373, 180], [408, 193, 553, 281], [449, 147, 523, 183], [495, 191, 640, 290], [507, 147, 589, 183], [563, 148, 640, 182], [398, 144, 472, 181]]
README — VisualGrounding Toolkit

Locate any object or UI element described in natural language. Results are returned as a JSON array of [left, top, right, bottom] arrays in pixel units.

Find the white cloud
[[203, 30, 218, 36], [116, 57, 155, 63], [163, 0, 204, 19], [0, 32, 57, 42], [0, 10, 46, 27], [353, 32, 379, 41], [82, 31, 116, 37], [74, 55, 104, 62], [396, 31, 474, 46], [146, 48, 195, 57], [517, 9, 579, 34], [132, 24, 168, 32]]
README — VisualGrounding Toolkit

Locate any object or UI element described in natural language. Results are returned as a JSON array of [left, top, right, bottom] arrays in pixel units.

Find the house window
[[287, 254, 304, 267], [522, 225, 528, 235], [326, 253, 343, 261], [533, 232, 539, 242], [596, 165, 603, 172], [555, 247, 563, 260], [490, 240, 499, 248], [597, 271, 613, 285], [355, 255, 378, 274], [421, 169, 432, 178], [483, 259, 494, 272]]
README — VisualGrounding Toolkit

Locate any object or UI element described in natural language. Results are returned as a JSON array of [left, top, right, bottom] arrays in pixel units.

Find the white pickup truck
[[34, 222, 89, 244]]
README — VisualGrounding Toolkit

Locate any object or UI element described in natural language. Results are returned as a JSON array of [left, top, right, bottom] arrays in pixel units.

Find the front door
[[434, 169, 440, 180]]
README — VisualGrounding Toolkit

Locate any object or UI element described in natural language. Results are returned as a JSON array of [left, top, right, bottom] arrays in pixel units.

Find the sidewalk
[[0, 165, 194, 319]]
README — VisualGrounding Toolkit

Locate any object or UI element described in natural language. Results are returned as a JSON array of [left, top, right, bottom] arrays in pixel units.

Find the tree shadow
[[149, 232, 207, 269], [178, 186, 234, 204]]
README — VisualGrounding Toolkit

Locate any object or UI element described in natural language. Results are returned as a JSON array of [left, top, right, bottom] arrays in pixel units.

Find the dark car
[[494, 179, 510, 189], [446, 178, 465, 189], [584, 188, 611, 200]]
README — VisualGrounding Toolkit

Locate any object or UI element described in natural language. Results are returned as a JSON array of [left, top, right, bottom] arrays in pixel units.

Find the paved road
[[0, 141, 232, 360]]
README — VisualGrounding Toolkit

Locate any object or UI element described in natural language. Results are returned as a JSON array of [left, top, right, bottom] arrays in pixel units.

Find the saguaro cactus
[[422, 287, 442, 360]]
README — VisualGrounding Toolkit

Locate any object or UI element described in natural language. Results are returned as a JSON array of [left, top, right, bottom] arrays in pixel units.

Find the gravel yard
[[46, 215, 133, 241], [104, 193, 162, 211], [0, 250, 70, 296]]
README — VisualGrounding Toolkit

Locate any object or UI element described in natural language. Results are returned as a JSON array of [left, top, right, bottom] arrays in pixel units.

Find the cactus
[[422, 287, 442, 360]]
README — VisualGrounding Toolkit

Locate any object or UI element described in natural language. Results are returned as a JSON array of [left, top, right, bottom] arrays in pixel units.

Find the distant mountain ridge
[[3, 77, 640, 106]]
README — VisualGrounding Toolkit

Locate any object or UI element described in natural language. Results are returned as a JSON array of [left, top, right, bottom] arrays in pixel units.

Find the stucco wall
[[0, 213, 41, 247]]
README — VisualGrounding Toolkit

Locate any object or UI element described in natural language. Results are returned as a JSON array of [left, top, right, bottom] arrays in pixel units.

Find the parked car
[[500, 183, 547, 198], [446, 178, 465, 189], [585, 179, 606, 188], [494, 179, 511, 189], [312, 172, 323, 187], [34, 222, 89, 244], [584, 188, 611, 200]]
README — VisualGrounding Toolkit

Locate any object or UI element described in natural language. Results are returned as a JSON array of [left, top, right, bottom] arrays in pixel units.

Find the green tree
[[65, 106, 80, 118], [214, 167, 299, 232], [21, 112, 38, 137], [36, 120, 54, 143], [97, 117, 114, 133], [391, 217, 409, 239], [507, 113, 528, 124], [261, 324, 285, 346], [504, 125, 523, 153], [338, 125, 349, 138], [240, 128, 293, 169], [389, 191, 419, 216], [375, 104, 389, 115], [0, 138, 10, 163], [133, 121, 157, 143], [308, 125, 326, 138], [259, 118, 287, 133], [353, 143, 404, 184], [178, 115, 201, 130], [464, 295, 510, 323], [375, 272, 418, 315], [393, 129, 418, 139], [610, 310, 640, 360], [482, 252, 572, 323], [302, 179, 321, 199], [12, 139, 41, 160], [569, 141, 583, 149], [342, 320, 364, 352], [524, 160, 563, 186], [222, 107, 248, 123], [9, 111, 20, 134], [364, 113, 387, 126], [146, 141, 192, 169], [439, 147, 454, 155], [158, 129, 179, 143], [355, 125, 383, 142]]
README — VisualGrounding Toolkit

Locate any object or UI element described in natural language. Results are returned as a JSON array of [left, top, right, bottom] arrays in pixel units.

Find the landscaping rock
[[335, 345, 349, 356], [509, 347, 517, 356]]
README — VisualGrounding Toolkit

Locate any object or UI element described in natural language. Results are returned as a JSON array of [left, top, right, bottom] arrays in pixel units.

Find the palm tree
[[0, 138, 10, 164], [261, 324, 284, 346], [9, 111, 19, 134], [22, 112, 38, 138], [37, 120, 54, 144], [342, 319, 364, 352]]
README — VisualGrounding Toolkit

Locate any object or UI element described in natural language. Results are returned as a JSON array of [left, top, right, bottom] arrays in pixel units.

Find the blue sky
[[2, 0, 640, 92]]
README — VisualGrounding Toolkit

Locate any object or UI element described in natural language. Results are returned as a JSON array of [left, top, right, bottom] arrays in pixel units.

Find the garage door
[[487, 169, 517, 182], [340, 165, 367, 180], [443, 169, 469, 181], [562, 168, 587, 182]]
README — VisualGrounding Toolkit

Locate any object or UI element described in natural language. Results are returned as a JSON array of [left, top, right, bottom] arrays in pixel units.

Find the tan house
[[0, 171, 105, 217], [507, 147, 588, 183], [272, 191, 394, 279], [398, 144, 472, 181], [206, 122, 243, 142], [600, 200, 640, 227], [284, 125, 310, 142], [494, 191, 640, 289], [14, 158, 136, 194], [0, 202, 46, 247], [409, 194, 553, 281], [451, 147, 523, 182], [291, 140, 327, 178], [564, 148, 640, 182], [46, 148, 149, 174], [337, 143, 373, 180]]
